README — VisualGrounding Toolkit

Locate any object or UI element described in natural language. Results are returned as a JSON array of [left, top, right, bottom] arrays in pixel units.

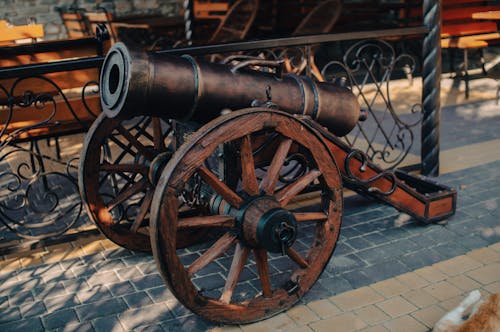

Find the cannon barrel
[[100, 42, 360, 137]]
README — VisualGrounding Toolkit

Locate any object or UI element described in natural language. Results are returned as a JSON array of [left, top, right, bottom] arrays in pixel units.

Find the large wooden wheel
[[150, 108, 343, 324], [79, 113, 201, 252]]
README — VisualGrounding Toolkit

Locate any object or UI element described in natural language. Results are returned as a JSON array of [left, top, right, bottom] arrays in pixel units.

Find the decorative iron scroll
[[237, 39, 422, 169], [320, 39, 422, 169], [0, 76, 99, 241]]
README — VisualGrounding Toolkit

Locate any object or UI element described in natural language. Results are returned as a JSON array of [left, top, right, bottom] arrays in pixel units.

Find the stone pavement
[[0, 83, 499, 331]]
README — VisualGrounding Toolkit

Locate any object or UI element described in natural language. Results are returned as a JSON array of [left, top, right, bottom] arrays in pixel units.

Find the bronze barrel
[[100, 42, 360, 137]]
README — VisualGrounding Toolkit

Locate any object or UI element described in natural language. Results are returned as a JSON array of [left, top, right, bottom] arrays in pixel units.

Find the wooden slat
[[441, 22, 498, 37], [0, 24, 44, 42]]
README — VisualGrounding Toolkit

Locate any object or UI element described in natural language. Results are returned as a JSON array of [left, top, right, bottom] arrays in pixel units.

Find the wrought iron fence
[[0, 26, 430, 251]]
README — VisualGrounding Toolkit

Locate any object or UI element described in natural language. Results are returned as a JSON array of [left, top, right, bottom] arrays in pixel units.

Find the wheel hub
[[236, 196, 298, 253]]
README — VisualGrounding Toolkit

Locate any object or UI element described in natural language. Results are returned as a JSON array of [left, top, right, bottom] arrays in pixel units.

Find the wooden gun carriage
[[79, 43, 456, 324]]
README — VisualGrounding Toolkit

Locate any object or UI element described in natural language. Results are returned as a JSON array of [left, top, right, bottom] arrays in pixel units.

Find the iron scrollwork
[[320, 39, 422, 169], [0, 75, 100, 241]]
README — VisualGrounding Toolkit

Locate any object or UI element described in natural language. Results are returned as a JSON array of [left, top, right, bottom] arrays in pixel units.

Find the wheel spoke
[[293, 212, 328, 222], [276, 169, 321, 207], [253, 248, 272, 297], [259, 138, 293, 195], [177, 215, 235, 229], [130, 189, 154, 233], [187, 232, 237, 277], [116, 124, 156, 161], [197, 166, 243, 209], [100, 163, 149, 175], [240, 135, 259, 196], [152, 117, 166, 151], [220, 242, 249, 304], [106, 178, 148, 211], [286, 247, 309, 268]]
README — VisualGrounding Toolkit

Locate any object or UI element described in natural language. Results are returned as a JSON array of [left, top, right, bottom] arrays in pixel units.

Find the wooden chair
[[57, 7, 90, 38], [208, 0, 260, 44], [283, 0, 342, 81], [84, 8, 118, 42], [193, 0, 230, 21]]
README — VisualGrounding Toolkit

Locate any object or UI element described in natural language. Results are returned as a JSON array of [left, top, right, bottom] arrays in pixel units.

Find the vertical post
[[421, 0, 442, 176], [183, 0, 193, 45]]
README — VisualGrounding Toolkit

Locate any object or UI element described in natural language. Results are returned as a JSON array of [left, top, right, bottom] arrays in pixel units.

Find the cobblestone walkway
[[0, 95, 499, 331]]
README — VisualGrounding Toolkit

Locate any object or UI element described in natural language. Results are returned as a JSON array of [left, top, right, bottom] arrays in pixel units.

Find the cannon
[[79, 43, 456, 324]]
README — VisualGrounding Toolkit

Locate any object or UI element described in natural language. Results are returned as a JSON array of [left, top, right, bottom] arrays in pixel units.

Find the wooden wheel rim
[[150, 108, 343, 324], [79, 113, 172, 252]]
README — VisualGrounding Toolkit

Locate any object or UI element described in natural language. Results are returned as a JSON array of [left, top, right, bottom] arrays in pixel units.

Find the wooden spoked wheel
[[150, 109, 343, 324], [79, 113, 198, 252]]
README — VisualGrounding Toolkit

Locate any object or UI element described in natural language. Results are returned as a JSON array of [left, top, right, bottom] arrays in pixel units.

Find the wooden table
[[472, 10, 500, 20]]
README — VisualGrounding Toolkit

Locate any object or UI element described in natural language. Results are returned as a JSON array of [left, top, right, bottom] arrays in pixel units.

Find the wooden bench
[[441, 0, 500, 98], [0, 37, 106, 144]]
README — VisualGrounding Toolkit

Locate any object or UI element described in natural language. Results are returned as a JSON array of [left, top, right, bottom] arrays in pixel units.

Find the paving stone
[[319, 276, 353, 294], [395, 272, 429, 290], [241, 312, 297, 332], [136, 262, 158, 275], [123, 291, 154, 309], [33, 281, 68, 300], [115, 266, 143, 281], [118, 303, 173, 330], [483, 281, 500, 294], [44, 293, 80, 313], [106, 281, 136, 297], [62, 277, 89, 293], [0, 306, 21, 324], [360, 326, 389, 332], [437, 295, 466, 312], [86, 270, 121, 287], [411, 305, 447, 328], [325, 254, 367, 274], [383, 315, 427, 332], [447, 274, 482, 292], [76, 285, 113, 304], [146, 285, 173, 303], [414, 266, 447, 283], [92, 315, 125, 332], [130, 274, 165, 291], [308, 312, 367, 332], [283, 326, 314, 332], [466, 247, 500, 264], [20, 300, 46, 318], [356, 244, 404, 265], [433, 255, 483, 276], [8, 290, 35, 306], [135, 323, 165, 331], [361, 260, 409, 283], [42, 308, 79, 330], [102, 248, 135, 260], [286, 304, 319, 325], [340, 270, 374, 289], [370, 278, 408, 298], [301, 280, 333, 302], [466, 263, 500, 285], [0, 317, 44, 332], [93, 258, 128, 272], [56, 321, 94, 332], [355, 304, 390, 325], [400, 248, 447, 270], [161, 315, 212, 331], [306, 299, 342, 319], [376, 296, 418, 318], [330, 286, 385, 311], [76, 297, 128, 321], [423, 281, 463, 302], [0, 278, 40, 297], [192, 273, 226, 291], [16, 263, 63, 281], [401, 289, 439, 308]]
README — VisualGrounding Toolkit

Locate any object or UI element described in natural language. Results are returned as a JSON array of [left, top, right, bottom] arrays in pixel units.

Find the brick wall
[[0, 0, 182, 40]]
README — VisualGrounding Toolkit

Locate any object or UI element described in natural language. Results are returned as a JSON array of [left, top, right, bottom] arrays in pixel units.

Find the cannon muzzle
[[100, 42, 360, 136]]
